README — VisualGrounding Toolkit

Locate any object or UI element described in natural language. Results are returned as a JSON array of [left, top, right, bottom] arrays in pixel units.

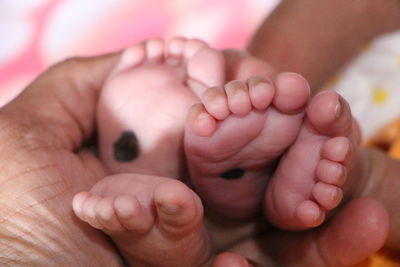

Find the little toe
[[72, 192, 90, 219], [154, 180, 202, 235], [296, 200, 325, 228], [225, 80, 252, 116], [247, 76, 274, 110], [201, 86, 230, 120], [273, 72, 310, 114], [312, 182, 343, 210], [113, 194, 153, 234], [321, 136, 351, 163], [307, 90, 353, 137], [186, 104, 217, 137], [95, 197, 125, 232], [79, 194, 104, 229], [316, 159, 347, 186], [144, 38, 164, 62]]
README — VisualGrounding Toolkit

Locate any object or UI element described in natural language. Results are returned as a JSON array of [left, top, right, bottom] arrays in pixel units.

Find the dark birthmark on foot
[[220, 168, 245, 180], [113, 131, 139, 162]]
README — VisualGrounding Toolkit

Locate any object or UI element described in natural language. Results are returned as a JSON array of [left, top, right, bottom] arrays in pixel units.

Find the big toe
[[187, 45, 225, 98], [273, 72, 310, 114], [154, 180, 203, 235], [307, 90, 353, 137]]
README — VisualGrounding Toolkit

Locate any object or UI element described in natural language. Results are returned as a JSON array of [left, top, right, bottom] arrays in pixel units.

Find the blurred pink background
[[0, 0, 279, 105]]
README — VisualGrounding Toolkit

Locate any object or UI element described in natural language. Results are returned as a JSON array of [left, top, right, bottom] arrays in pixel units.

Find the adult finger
[[0, 53, 123, 265], [316, 198, 388, 266], [0, 52, 120, 151], [212, 252, 262, 267], [228, 198, 389, 267]]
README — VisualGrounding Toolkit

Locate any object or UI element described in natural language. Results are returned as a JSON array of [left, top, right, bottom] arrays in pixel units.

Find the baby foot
[[184, 73, 310, 219], [72, 174, 210, 267], [97, 37, 225, 178], [265, 90, 358, 230]]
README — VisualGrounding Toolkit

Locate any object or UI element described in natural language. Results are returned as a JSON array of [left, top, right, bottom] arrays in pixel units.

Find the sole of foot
[[97, 37, 225, 178], [265, 90, 358, 230], [184, 72, 310, 220], [73, 173, 210, 266]]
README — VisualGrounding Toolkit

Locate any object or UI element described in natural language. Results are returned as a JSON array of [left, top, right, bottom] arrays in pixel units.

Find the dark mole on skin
[[113, 131, 139, 162], [220, 168, 245, 180]]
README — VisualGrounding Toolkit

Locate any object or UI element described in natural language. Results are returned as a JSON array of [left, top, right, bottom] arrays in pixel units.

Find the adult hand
[[0, 54, 124, 266], [0, 52, 266, 266]]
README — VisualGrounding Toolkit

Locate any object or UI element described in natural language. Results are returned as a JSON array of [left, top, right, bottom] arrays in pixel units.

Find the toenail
[[113, 130, 139, 162], [226, 81, 246, 94], [249, 79, 271, 93], [343, 141, 352, 163], [276, 72, 299, 90], [220, 168, 245, 179], [196, 111, 211, 122], [332, 188, 343, 202], [159, 202, 181, 214], [248, 76, 270, 86], [334, 101, 341, 118], [210, 94, 226, 105], [336, 137, 351, 162]]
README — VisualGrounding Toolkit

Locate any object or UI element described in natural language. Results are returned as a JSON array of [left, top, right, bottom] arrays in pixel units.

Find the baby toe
[[201, 86, 230, 120], [307, 91, 353, 137], [321, 136, 352, 163], [154, 180, 202, 235], [296, 200, 325, 228], [183, 38, 207, 59], [144, 38, 164, 62], [273, 72, 310, 114], [247, 76, 274, 110], [225, 80, 252, 116], [316, 159, 347, 187], [187, 46, 225, 97], [112, 43, 146, 74], [72, 192, 90, 219], [79, 194, 104, 229], [114, 194, 153, 234], [186, 104, 217, 137], [312, 182, 343, 210], [166, 37, 186, 65], [95, 196, 125, 232]]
